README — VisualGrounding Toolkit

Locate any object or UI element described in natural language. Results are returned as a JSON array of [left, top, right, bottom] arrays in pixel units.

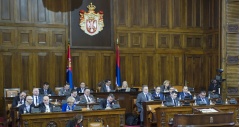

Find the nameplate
[[227, 87, 238, 95], [227, 56, 239, 64], [227, 24, 239, 33]]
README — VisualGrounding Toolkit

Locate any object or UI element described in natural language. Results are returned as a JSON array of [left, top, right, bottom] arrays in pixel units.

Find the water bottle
[[23, 107, 26, 114], [179, 95, 181, 100], [161, 101, 164, 107], [208, 94, 211, 99], [193, 95, 196, 100]]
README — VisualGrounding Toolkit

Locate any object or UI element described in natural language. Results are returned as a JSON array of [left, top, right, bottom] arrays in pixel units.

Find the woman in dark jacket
[[66, 114, 83, 127]]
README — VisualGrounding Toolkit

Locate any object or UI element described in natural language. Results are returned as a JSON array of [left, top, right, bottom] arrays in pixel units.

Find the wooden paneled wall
[[0, 0, 220, 114], [222, 0, 239, 97]]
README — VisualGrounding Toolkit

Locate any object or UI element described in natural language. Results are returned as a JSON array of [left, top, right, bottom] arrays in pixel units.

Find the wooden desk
[[20, 109, 125, 127], [174, 112, 234, 126], [155, 105, 239, 127]]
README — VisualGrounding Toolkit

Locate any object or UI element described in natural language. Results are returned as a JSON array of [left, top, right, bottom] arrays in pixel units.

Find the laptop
[[119, 89, 126, 92], [130, 88, 139, 92], [154, 97, 161, 101]]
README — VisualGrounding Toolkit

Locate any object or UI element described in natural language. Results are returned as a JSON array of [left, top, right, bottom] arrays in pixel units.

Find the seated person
[[100, 79, 113, 92], [178, 86, 192, 100], [151, 86, 164, 100], [58, 83, 71, 96], [79, 88, 95, 103], [100, 93, 117, 109], [136, 85, 152, 126], [12, 91, 27, 108], [19, 96, 34, 115], [39, 82, 55, 96], [32, 88, 43, 107], [66, 90, 80, 104], [164, 87, 175, 100], [160, 80, 171, 92], [76, 82, 86, 93], [62, 96, 76, 112], [39, 96, 54, 113], [121, 81, 130, 92], [66, 114, 83, 127], [165, 91, 179, 106], [208, 79, 220, 94], [196, 90, 210, 105]]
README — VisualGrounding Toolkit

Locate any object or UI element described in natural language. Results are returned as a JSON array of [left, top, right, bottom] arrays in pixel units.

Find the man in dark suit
[[196, 90, 210, 105], [100, 79, 113, 92], [100, 93, 116, 109], [79, 88, 96, 103], [165, 91, 180, 106], [11, 91, 27, 108], [76, 82, 86, 93], [136, 85, 152, 127], [19, 96, 34, 115], [66, 90, 81, 104], [32, 88, 43, 107], [39, 82, 55, 96], [151, 86, 164, 100], [208, 79, 220, 94], [58, 83, 71, 96], [39, 96, 54, 113], [178, 86, 192, 100]]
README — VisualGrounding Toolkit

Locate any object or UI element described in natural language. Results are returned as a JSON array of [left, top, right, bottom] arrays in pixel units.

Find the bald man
[[39, 96, 54, 113], [32, 88, 43, 107], [79, 88, 96, 103], [19, 96, 34, 115]]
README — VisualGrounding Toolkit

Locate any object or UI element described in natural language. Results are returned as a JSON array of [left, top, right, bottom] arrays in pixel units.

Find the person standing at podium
[[196, 90, 209, 105], [136, 85, 152, 126]]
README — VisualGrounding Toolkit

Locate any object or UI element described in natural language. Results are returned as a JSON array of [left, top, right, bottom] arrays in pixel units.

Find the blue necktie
[[146, 94, 149, 101]]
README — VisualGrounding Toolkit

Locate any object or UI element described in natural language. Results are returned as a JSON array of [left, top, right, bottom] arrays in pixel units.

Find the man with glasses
[[19, 96, 34, 115], [39, 96, 54, 113], [196, 90, 209, 105]]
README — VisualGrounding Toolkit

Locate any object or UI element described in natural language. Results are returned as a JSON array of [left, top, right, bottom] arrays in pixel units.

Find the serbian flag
[[115, 44, 121, 87], [66, 44, 74, 89]]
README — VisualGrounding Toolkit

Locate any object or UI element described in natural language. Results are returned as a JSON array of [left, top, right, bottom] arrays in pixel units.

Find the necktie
[[35, 96, 38, 105], [44, 90, 47, 95], [81, 88, 84, 93], [174, 99, 177, 106], [146, 94, 149, 101], [87, 96, 91, 102]]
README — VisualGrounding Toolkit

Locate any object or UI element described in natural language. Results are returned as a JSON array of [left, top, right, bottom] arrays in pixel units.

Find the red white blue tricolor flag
[[66, 44, 74, 89], [115, 44, 121, 87]]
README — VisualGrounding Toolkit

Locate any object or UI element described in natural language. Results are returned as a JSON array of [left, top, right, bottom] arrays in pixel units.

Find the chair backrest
[[55, 87, 63, 95], [4, 88, 20, 97], [173, 85, 183, 92], [132, 86, 142, 91], [88, 122, 103, 127]]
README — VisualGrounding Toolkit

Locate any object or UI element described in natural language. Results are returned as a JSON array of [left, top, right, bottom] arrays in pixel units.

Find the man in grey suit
[[136, 85, 152, 127], [79, 88, 96, 103]]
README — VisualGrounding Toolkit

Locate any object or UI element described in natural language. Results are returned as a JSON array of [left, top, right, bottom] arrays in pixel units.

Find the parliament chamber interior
[[0, 0, 239, 127]]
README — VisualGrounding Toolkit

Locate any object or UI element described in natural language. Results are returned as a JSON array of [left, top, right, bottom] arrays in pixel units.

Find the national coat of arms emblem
[[79, 3, 104, 36]]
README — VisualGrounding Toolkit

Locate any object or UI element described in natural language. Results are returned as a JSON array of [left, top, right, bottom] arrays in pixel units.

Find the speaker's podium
[[173, 107, 235, 126]]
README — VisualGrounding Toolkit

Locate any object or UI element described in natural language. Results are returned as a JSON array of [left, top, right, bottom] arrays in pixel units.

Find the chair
[[55, 87, 63, 95], [173, 85, 183, 92], [88, 118, 104, 127], [4, 88, 20, 97], [147, 105, 161, 123]]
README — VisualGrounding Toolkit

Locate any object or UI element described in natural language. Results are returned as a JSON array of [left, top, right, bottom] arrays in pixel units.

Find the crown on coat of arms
[[87, 3, 96, 12]]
